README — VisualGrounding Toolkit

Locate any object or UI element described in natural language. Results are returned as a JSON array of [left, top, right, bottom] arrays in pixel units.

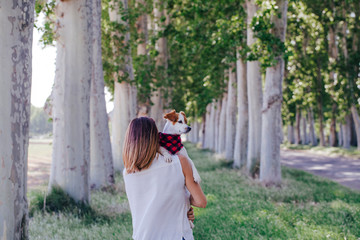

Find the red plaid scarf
[[159, 132, 183, 154]]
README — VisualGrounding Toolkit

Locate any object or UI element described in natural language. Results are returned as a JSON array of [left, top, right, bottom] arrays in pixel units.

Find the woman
[[123, 117, 207, 240]]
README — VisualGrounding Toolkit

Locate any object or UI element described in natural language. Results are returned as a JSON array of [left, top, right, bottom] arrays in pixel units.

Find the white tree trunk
[[199, 119, 205, 146], [150, 0, 169, 129], [225, 66, 237, 160], [90, 0, 115, 189], [0, 1, 34, 238], [214, 101, 221, 152], [109, 0, 136, 172], [136, 0, 150, 116], [338, 124, 343, 147], [193, 120, 200, 143], [202, 104, 211, 148], [218, 93, 228, 154], [49, 0, 92, 203], [301, 113, 308, 145], [209, 102, 217, 150], [287, 124, 294, 144], [234, 55, 248, 168], [308, 108, 317, 146], [351, 105, 360, 150], [295, 108, 301, 144], [112, 82, 131, 171], [246, 0, 263, 176], [260, 0, 287, 185], [342, 115, 351, 149]]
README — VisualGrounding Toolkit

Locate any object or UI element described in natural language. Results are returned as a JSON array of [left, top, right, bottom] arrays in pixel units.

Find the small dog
[[159, 110, 201, 183]]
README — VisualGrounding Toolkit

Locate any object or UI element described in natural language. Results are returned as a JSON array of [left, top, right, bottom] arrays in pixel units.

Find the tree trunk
[[49, 0, 92, 203], [194, 120, 200, 143], [301, 113, 307, 145], [112, 82, 132, 171], [207, 102, 216, 150], [234, 55, 248, 168], [109, 0, 136, 172], [342, 115, 351, 149], [150, 0, 168, 130], [287, 124, 294, 144], [202, 104, 211, 148], [214, 101, 221, 151], [225, 65, 237, 160], [350, 106, 360, 149], [90, 0, 115, 189], [136, 0, 150, 116], [338, 124, 343, 147], [317, 101, 325, 146], [328, 25, 339, 147], [308, 108, 317, 146], [218, 93, 228, 154], [200, 117, 205, 146], [246, 0, 263, 176], [259, 0, 287, 185], [295, 108, 301, 144], [0, 1, 34, 238]]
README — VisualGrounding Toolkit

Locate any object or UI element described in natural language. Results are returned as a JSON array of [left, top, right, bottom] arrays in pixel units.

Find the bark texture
[[0, 1, 35, 239], [342, 115, 351, 149], [246, 0, 263, 176], [109, 0, 136, 172], [150, 0, 168, 129], [218, 93, 228, 154], [260, 0, 288, 185], [308, 108, 317, 146], [49, 0, 93, 203], [295, 108, 301, 144], [351, 106, 360, 150], [234, 55, 248, 168], [225, 66, 237, 160], [90, 0, 114, 189], [301, 113, 307, 145], [287, 124, 294, 144]]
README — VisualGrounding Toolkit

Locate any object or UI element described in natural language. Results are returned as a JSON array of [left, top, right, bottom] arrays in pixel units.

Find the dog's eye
[[178, 120, 183, 124]]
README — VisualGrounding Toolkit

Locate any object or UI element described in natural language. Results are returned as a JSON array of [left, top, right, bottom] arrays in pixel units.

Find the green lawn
[[29, 143, 360, 239]]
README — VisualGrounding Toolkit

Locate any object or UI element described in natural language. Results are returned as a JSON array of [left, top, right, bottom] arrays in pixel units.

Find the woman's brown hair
[[123, 117, 160, 173]]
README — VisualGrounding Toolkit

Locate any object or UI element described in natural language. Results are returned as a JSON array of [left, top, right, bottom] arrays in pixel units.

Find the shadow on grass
[[29, 186, 115, 226]]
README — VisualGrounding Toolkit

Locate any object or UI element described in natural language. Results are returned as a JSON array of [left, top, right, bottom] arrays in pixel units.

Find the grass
[[281, 143, 360, 159], [29, 142, 360, 239]]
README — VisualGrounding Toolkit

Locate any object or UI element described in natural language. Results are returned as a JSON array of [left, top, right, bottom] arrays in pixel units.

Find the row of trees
[[1, 0, 359, 238]]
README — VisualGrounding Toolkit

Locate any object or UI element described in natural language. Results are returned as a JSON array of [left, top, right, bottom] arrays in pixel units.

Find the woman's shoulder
[[124, 153, 180, 176]]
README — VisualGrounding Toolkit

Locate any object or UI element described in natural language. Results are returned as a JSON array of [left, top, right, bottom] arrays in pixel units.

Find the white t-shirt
[[123, 154, 194, 240]]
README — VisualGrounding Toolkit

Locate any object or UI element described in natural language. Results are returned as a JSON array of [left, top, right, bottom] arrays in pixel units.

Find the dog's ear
[[164, 110, 178, 122], [180, 111, 188, 124]]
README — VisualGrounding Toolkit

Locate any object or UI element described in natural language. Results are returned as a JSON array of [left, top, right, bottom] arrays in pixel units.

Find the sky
[[31, 26, 114, 112]]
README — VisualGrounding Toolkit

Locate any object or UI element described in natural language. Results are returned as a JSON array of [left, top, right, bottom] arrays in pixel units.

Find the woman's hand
[[187, 207, 194, 222]]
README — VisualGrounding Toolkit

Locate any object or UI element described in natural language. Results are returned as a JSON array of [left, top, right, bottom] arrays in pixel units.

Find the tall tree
[[225, 65, 237, 160], [150, 0, 169, 130], [246, 0, 263, 177], [108, 0, 137, 172], [234, 51, 248, 168], [260, 0, 288, 185], [0, 1, 35, 238], [90, 0, 115, 189], [49, 0, 93, 203]]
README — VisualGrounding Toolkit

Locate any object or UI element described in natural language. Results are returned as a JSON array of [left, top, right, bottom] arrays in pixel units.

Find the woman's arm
[[178, 155, 207, 208]]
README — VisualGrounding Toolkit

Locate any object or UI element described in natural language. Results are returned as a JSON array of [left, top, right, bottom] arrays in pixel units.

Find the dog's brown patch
[[164, 110, 179, 124], [180, 111, 187, 124]]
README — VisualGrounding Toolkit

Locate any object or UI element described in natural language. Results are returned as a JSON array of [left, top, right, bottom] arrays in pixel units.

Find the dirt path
[[281, 149, 360, 191]]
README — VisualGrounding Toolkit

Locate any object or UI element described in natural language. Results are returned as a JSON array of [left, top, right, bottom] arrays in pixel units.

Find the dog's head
[[163, 110, 191, 135]]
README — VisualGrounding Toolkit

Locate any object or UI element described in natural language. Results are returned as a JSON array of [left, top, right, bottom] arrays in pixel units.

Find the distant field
[[28, 140, 52, 189]]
